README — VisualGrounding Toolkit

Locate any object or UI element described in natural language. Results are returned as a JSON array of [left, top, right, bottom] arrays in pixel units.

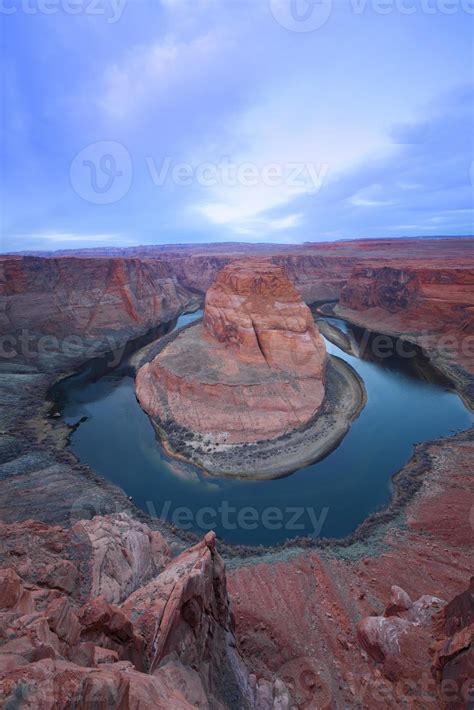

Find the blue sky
[[1, 0, 473, 251]]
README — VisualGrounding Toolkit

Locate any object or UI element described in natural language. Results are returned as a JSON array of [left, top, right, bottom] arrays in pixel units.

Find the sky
[[1, 0, 473, 252]]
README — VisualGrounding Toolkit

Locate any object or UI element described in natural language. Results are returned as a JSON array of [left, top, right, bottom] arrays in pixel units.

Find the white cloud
[[350, 184, 396, 208], [195, 196, 303, 237], [99, 30, 228, 120], [268, 213, 302, 230]]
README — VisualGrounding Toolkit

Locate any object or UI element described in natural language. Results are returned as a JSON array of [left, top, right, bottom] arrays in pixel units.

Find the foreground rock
[[0, 513, 171, 605], [356, 577, 474, 709], [0, 517, 289, 709], [432, 577, 474, 709], [136, 259, 327, 446], [228, 428, 474, 708]]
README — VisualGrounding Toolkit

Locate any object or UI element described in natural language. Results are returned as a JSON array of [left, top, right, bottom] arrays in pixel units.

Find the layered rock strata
[[0, 516, 290, 709], [14, 236, 474, 304], [336, 260, 474, 404], [136, 259, 327, 445], [0, 255, 198, 371]]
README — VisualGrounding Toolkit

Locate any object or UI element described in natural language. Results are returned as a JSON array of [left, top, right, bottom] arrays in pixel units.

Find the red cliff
[[338, 260, 474, 379], [0, 255, 196, 342]]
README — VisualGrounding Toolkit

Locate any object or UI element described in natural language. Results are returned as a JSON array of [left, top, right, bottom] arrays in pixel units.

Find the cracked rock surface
[[136, 259, 327, 445]]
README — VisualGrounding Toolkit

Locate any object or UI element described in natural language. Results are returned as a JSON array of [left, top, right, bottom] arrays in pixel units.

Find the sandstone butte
[[135, 259, 327, 444]]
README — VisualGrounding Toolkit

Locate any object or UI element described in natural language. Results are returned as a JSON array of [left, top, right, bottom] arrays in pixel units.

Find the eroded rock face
[[432, 577, 474, 710], [338, 261, 474, 375], [356, 589, 447, 669], [203, 259, 326, 374], [0, 513, 170, 605], [0, 518, 289, 709], [355, 579, 474, 709], [136, 259, 327, 444], [0, 256, 197, 367]]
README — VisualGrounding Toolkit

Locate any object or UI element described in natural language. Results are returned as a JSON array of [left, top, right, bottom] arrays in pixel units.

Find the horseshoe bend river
[[53, 309, 474, 546]]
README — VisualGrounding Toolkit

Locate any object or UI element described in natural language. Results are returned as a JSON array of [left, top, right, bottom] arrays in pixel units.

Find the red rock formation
[[15, 237, 473, 304], [227, 429, 474, 708], [136, 259, 327, 444], [0, 513, 170, 605], [0, 517, 289, 708], [355, 577, 474, 709], [338, 260, 474, 377], [356, 589, 446, 668], [3, 239, 473, 377], [432, 577, 474, 709], [1, 237, 474, 708], [203, 259, 326, 373], [0, 255, 196, 344]]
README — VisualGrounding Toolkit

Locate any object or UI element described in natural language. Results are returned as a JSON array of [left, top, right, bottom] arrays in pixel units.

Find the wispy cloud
[[26, 232, 127, 245], [1, 2, 472, 250]]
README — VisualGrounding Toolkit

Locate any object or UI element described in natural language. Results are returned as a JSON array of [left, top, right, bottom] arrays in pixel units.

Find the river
[[53, 309, 473, 546]]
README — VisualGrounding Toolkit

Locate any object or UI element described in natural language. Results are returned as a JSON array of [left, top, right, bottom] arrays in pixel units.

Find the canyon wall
[[340, 261, 474, 332], [0, 256, 197, 369], [13, 237, 473, 303], [3, 238, 473, 352], [164, 252, 354, 302], [337, 260, 474, 380]]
